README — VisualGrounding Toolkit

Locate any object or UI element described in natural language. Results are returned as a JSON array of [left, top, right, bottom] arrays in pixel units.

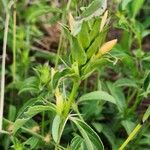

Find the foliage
[[0, 0, 149, 150]]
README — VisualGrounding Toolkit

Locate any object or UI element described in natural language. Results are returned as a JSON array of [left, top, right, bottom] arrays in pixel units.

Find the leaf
[[90, 19, 101, 41], [107, 82, 126, 112], [18, 77, 39, 94], [121, 120, 136, 135], [142, 106, 150, 123], [86, 33, 104, 59], [144, 72, 150, 91], [114, 78, 138, 88], [17, 97, 42, 118], [25, 5, 62, 23], [71, 36, 87, 65], [13, 118, 29, 134], [81, 0, 107, 19], [52, 115, 61, 143], [71, 0, 107, 36], [81, 58, 107, 79], [131, 0, 144, 18], [79, 91, 116, 104], [101, 124, 116, 149], [71, 117, 104, 150], [8, 105, 16, 122], [24, 137, 39, 149], [70, 135, 84, 150], [13, 104, 56, 134], [78, 21, 90, 49], [24, 105, 56, 117], [121, 0, 132, 10]]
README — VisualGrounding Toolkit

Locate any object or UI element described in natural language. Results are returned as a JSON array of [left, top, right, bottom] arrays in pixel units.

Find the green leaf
[[81, 0, 107, 19], [78, 21, 90, 49], [13, 118, 29, 134], [81, 58, 107, 79], [18, 77, 39, 94], [79, 91, 116, 104], [17, 97, 42, 118], [86, 33, 104, 59], [52, 115, 61, 143], [25, 5, 62, 23], [8, 105, 16, 122], [24, 105, 56, 117], [142, 106, 150, 123], [107, 82, 126, 112], [71, 0, 107, 36], [121, 120, 136, 135], [114, 78, 138, 88], [71, 36, 87, 65], [144, 72, 150, 91], [71, 117, 104, 150], [101, 124, 116, 149], [13, 104, 56, 134], [24, 137, 39, 149], [71, 135, 84, 150], [89, 19, 101, 41], [121, 0, 132, 10], [131, 0, 144, 18]]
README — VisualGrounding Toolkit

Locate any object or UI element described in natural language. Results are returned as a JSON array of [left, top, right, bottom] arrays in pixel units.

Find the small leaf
[[114, 78, 138, 88], [81, 0, 107, 19], [13, 104, 56, 134], [24, 137, 39, 149], [24, 105, 56, 117], [78, 21, 90, 49], [13, 118, 29, 134], [131, 0, 144, 18], [52, 115, 61, 143], [79, 91, 116, 104], [142, 106, 150, 123], [107, 82, 126, 112], [86, 33, 104, 59], [71, 36, 87, 65], [71, 135, 84, 150]]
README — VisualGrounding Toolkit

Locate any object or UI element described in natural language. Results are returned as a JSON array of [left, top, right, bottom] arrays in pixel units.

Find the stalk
[[119, 124, 142, 150], [0, 10, 10, 132], [55, 80, 80, 150], [12, 2, 16, 82]]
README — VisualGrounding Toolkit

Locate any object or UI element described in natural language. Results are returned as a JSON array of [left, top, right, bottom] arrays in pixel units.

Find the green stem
[[55, 80, 80, 150], [41, 111, 45, 136], [12, 2, 16, 82], [119, 124, 142, 150], [66, 80, 80, 115]]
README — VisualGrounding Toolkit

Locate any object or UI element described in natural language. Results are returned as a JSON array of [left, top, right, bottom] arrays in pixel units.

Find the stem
[[0, 10, 10, 132], [119, 124, 142, 150], [55, 80, 80, 150], [12, 2, 16, 82], [41, 111, 45, 136], [67, 80, 80, 115]]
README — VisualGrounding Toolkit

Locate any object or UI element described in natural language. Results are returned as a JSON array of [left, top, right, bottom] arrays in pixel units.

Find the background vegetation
[[0, 0, 150, 150]]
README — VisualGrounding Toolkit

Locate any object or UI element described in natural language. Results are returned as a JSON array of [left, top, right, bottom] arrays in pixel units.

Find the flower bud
[[96, 39, 117, 58], [100, 10, 108, 32], [68, 13, 75, 32]]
